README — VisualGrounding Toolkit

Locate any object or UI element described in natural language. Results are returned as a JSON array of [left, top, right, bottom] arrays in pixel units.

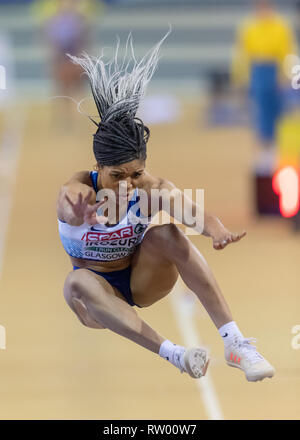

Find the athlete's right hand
[[65, 191, 108, 225]]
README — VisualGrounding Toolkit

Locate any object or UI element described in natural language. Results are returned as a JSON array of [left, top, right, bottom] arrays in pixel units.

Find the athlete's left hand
[[212, 229, 247, 250]]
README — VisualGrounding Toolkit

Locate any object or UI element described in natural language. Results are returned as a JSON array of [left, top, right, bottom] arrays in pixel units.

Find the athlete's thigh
[[130, 225, 179, 307], [63, 268, 127, 328]]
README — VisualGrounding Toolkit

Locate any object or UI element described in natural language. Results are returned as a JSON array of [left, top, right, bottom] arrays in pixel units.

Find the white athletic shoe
[[225, 336, 275, 382], [172, 346, 210, 379]]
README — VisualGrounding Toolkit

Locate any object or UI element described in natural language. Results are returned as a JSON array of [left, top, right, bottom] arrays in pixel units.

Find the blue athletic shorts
[[73, 265, 140, 307]]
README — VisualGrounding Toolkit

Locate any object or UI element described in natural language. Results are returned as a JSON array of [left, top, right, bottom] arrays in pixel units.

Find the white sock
[[159, 340, 185, 370], [218, 321, 243, 346]]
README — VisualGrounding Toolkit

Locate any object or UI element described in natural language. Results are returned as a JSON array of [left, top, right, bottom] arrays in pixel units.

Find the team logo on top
[[81, 226, 133, 242]]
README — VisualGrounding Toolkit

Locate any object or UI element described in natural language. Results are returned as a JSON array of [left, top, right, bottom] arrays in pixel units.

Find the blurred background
[[0, 0, 300, 420]]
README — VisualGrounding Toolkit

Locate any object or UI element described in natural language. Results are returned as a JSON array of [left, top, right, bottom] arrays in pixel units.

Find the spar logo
[[81, 226, 133, 242]]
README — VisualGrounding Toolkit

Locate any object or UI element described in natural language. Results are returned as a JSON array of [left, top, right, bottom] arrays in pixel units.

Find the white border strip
[[170, 280, 224, 420]]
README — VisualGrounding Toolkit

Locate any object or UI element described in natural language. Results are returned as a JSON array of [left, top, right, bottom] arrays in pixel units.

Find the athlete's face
[[97, 159, 146, 202]]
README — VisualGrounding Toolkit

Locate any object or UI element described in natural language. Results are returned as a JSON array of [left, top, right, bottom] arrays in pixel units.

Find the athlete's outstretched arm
[[156, 178, 246, 250], [56, 171, 97, 226]]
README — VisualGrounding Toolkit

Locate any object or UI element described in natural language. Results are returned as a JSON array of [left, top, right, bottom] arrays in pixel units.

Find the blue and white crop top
[[58, 171, 152, 262]]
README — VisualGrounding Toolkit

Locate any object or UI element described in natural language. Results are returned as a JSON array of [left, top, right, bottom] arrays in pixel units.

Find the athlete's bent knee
[[65, 270, 88, 295], [63, 271, 106, 329], [144, 224, 190, 259]]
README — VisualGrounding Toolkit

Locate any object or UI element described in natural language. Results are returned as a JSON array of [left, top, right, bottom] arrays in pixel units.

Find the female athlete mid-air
[[57, 34, 275, 381]]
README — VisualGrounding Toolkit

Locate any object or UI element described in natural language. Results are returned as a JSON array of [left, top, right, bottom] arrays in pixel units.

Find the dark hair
[[67, 32, 170, 166], [93, 117, 150, 166]]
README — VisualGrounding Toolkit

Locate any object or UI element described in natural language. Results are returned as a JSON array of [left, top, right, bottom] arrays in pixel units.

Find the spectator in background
[[32, 0, 104, 126], [231, 0, 298, 175]]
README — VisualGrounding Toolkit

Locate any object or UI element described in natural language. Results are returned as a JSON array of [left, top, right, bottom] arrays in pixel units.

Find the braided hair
[[67, 32, 169, 166]]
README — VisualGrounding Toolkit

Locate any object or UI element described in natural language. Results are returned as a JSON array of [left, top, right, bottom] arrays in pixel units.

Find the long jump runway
[[0, 101, 299, 419]]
